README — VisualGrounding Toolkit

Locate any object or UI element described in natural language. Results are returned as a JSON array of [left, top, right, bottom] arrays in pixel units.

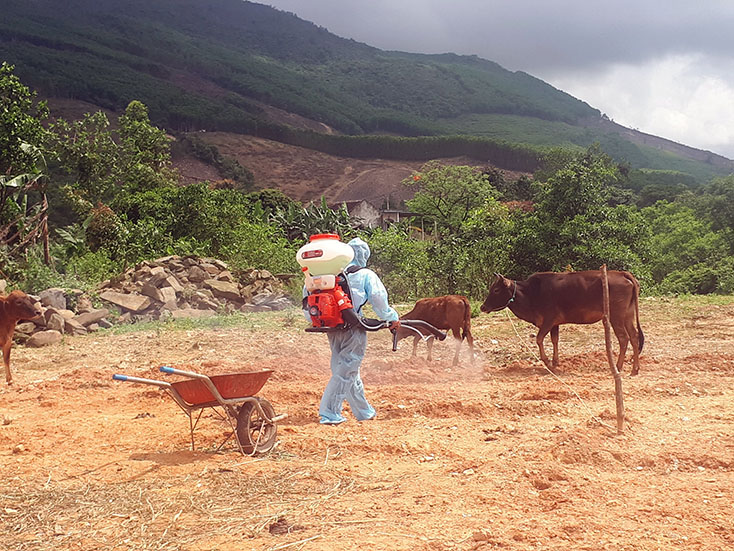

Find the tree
[[514, 146, 649, 276], [0, 62, 48, 177], [46, 101, 179, 216], [405, 161, 499, 234], [117, 100, 178, 193], [0, 63, 51, 263], [703, 175, 734, 253], [534, 145, 618, 224], [47, 111, 118, 210], [642, 201, 727, 287]]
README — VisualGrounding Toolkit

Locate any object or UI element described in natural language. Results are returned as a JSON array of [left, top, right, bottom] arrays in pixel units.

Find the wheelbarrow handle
[[159, 366, 209, 380], [112, 373, 172, 389]]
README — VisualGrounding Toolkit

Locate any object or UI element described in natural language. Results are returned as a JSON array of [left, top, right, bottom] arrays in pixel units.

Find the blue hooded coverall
[[306, 237, 399, 424]]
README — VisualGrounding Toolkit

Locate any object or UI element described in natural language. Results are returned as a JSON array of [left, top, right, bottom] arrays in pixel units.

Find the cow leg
[[412, 336, 419, 357], [536, 324, 555, 371], [464, 327, 475, 365], [3, 342, 11, 384], [623, 312, 642, 376], [451, 328, 462, 366], [611, 318, 630, 373], [550, 326, 560, 369], [426, 337, 434, 361]]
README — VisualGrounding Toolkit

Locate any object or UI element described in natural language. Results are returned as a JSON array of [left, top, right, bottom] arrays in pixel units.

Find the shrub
[[658, 264, 719, 295]]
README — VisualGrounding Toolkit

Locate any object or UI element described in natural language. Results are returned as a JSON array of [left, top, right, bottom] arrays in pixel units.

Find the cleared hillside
[[180, 131, 525, 205]]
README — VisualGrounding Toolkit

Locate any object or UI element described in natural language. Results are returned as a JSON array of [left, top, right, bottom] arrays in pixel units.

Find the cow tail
[[625, 272, 645, 353], [461, 296, 471, 342]]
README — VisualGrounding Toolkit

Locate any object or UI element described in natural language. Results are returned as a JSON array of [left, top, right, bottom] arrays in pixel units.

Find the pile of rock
[[98, 256, 295, 321], [11, 256, 296, 347], [14, 287, 112, 347]]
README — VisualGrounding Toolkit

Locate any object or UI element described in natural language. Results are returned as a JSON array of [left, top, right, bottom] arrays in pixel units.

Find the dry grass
[[1, 466, 359, 550]]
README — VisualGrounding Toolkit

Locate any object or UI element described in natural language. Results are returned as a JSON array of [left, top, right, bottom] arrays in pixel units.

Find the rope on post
[[601, 264, 625, 434]]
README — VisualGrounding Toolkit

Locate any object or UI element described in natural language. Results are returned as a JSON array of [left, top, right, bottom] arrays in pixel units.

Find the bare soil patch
[[1, 297, 733, 550], [195, 133, 527, 205]]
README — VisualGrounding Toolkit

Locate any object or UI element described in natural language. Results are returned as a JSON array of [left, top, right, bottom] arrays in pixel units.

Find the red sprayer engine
[[297, 234, 356, 329]]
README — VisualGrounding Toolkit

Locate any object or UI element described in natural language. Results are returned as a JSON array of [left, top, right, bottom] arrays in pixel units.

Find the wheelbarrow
[[112, 366, 287, 455]]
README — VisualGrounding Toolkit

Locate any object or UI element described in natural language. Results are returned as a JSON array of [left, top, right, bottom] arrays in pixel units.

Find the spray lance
[[297, 234, 446, 349]]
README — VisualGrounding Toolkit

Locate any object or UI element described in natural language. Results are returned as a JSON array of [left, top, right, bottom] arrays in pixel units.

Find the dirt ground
[[1, 296, 732, 550]]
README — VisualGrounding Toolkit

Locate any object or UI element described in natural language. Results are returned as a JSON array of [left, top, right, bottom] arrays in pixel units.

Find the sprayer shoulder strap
[[342, 266, 369, 313]]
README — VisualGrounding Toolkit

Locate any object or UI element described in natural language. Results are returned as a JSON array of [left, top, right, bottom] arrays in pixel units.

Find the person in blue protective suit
[[308, 237, 400, 425]]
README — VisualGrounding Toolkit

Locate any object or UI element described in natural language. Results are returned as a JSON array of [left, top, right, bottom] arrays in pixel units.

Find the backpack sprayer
[[297, 234, 447, 349]]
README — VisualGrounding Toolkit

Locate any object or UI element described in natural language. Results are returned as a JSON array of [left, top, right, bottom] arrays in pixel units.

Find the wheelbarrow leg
[[187, 409, 206, 451]]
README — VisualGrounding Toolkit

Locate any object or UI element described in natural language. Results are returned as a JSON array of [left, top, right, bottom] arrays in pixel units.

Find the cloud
[[546, 54, 734, 157]]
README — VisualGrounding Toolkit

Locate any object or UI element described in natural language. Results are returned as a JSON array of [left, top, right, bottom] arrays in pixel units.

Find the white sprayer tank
[[297, 234, 354, 276]]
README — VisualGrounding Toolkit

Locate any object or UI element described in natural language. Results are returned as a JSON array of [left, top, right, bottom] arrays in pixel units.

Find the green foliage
[[367, 227, 435, 300], [0, 62, 48, 176], [270, 196, 354, 242], [405, 161, 500, 234], [534, 145, 619, 223], [118, 101, 178, 193], [177, 133, 254, 190], [3, 244, 63, 291], [626, 168, 697, 195], [219, 221, 298, 274], [46, 111, 117, 206], [702, 175, 734, 252], [657, 264, 720, 295], [63, 249, 121, 285], [47, 100, 178, 216], [1, 63, 49, 250], [106, 183, 299, 272], [245, 189, 298, 215], [368, 169, 513, 299], [507, 146, 650, 278], [642, 201, 728, 293]]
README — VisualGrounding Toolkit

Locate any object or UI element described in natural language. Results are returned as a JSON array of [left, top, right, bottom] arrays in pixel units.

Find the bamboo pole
[[601, 264, 625, 433], [42, 194, 50, 265]]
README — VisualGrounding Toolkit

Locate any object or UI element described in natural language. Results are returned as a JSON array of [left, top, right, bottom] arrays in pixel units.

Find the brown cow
[[480, 271, 644, 375], [1, 290, 42, 384], [396, 295, 474, 366]]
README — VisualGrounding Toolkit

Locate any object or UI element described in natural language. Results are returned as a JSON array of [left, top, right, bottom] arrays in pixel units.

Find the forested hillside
[[2, 0, 731, 181]]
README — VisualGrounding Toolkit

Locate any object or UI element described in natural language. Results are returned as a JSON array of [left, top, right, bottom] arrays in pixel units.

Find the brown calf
[[480, 271, 644, 374], [1, 290, 42, 384], [397, 295, 474, 366]]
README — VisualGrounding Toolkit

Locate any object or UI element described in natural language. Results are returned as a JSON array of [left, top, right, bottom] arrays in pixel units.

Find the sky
[[263, 0, 734, 160]]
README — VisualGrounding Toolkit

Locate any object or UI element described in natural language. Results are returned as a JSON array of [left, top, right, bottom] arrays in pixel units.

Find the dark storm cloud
[[262, 1, 734, 157], [264, 0, 734, 75]]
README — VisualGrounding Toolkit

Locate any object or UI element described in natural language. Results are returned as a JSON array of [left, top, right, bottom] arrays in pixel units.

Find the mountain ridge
[[2, 0, 732, 182]]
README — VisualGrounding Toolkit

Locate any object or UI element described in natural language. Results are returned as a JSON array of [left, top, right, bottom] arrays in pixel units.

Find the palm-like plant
[[0, 142, 50, 263]]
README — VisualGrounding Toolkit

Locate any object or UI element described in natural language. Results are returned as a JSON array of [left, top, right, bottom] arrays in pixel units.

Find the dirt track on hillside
[[1, 298, 733, 550]]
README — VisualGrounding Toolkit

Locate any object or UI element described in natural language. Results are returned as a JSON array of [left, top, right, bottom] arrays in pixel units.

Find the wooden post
[[42, 194, 50, 265], [601, 264, 624, 433]]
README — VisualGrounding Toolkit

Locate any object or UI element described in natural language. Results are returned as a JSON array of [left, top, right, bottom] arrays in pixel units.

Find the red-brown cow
[[1, 290, 42, 384], [480, 271, 644, 374], [397, 295, 474, 366]]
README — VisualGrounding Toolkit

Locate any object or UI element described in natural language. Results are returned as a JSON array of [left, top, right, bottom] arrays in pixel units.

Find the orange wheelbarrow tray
[[112, 366, 287, 455]]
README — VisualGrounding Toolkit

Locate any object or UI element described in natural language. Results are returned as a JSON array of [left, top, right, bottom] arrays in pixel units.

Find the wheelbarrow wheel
[[236, 398, 278, 454]]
